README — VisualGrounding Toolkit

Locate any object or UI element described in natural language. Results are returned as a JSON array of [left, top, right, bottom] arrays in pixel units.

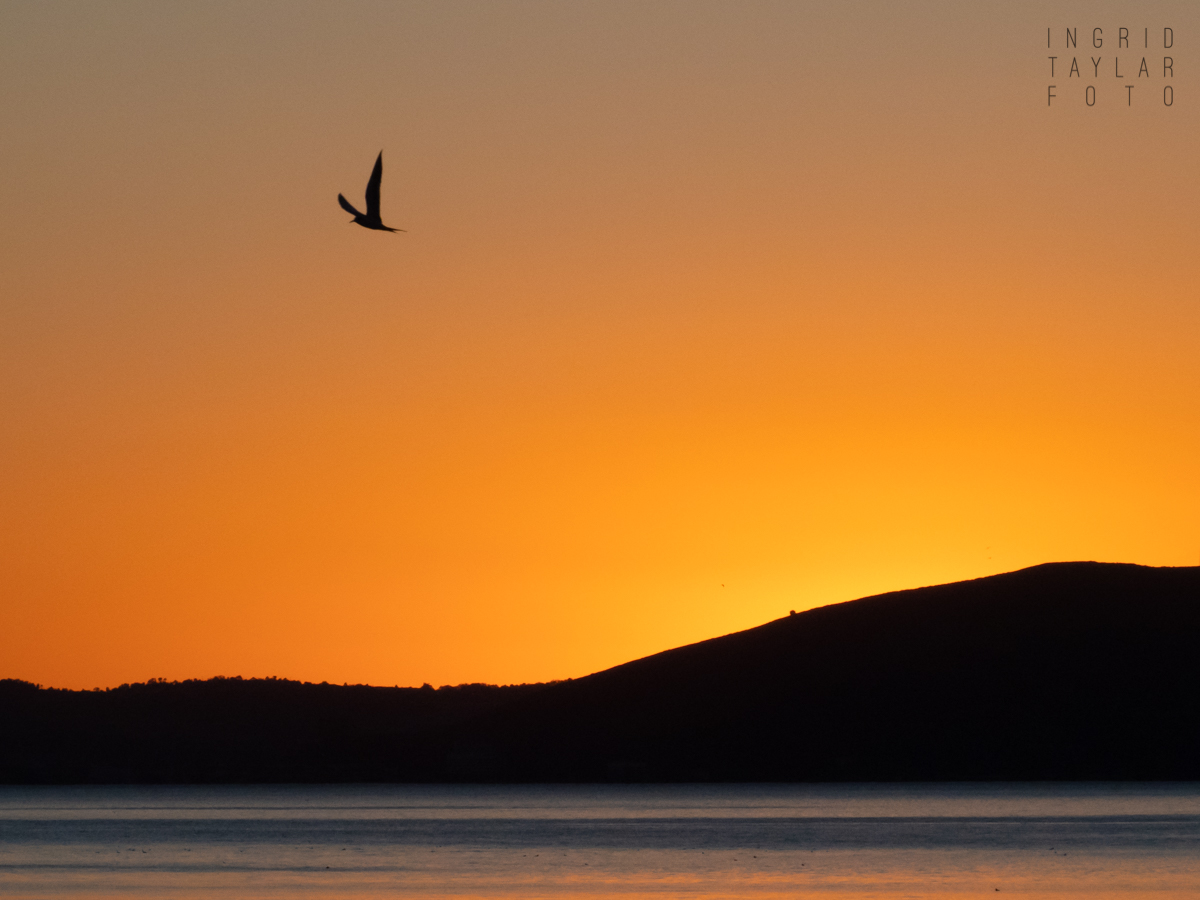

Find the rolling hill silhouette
[[3, 562, 1198, 783]]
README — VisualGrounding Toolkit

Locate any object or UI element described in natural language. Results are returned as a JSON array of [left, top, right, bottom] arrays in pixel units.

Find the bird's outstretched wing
[[338, 193, 363, 218], [364, 152, 383, 220]]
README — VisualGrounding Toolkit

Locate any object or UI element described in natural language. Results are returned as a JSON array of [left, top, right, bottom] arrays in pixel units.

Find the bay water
[[1, 783, 1197, 898]]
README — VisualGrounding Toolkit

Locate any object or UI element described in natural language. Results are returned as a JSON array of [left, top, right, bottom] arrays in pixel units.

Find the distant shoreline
[[4, 562, 1198, 785]]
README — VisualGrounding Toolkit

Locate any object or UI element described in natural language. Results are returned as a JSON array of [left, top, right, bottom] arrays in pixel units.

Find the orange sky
[[2, 1, 1198, 690]]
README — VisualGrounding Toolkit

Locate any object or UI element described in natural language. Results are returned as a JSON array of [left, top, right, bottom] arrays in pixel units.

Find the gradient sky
[[2, 1, 1197, 690]]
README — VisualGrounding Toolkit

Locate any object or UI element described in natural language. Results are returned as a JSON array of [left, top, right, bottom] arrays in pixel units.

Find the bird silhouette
[[338, 151, 404, 232]]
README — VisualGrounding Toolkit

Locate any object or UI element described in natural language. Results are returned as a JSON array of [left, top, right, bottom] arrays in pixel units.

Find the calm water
[[1, 783, 1198, 899]]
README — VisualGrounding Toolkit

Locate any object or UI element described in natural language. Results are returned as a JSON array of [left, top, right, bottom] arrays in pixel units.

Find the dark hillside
[[462, 562, 1200, 781], [3, 562, 1197, 782]]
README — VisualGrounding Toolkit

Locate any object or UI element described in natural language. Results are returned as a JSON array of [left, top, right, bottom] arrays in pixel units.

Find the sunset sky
[[2, 1, 1197, 690]]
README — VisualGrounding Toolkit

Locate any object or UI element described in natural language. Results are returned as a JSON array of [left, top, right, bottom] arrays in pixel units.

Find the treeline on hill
[[3, 562, 1199, 784], [0, 677, 550, 783]]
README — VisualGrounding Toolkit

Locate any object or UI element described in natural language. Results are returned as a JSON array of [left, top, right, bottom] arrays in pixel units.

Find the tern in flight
[[338, 151, 405, 232]]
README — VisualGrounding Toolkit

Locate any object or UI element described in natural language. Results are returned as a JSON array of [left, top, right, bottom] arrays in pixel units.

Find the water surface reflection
[[1, 783, 1197, 898]]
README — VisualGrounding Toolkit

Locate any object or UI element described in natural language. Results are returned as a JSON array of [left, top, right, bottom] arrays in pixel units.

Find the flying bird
[[338, 151, 404, 232]]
